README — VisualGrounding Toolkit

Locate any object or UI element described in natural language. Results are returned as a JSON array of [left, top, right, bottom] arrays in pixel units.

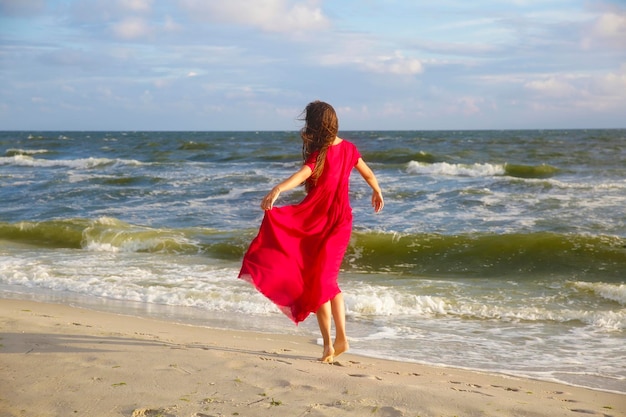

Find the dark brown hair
[[300, 101, 338, 191]]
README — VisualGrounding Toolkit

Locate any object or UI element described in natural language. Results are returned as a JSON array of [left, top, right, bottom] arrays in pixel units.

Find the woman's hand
[[261, 187, 281, 211], [371, 190, 384, 213], [259, 165, 313, 211]]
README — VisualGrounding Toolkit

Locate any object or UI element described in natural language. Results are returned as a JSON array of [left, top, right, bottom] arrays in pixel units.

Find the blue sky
[[1, 0, 624, 130]]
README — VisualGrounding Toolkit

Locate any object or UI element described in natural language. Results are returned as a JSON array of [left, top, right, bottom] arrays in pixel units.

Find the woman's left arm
[[261, 165, 313, 210], [355, 158, 384, 213]]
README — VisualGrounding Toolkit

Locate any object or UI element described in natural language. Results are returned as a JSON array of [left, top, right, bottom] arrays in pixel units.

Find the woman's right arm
[[355, 158, 384, 213], [261, 165, 313, 210]]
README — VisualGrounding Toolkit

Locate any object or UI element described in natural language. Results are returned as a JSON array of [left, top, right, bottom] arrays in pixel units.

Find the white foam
[[406, 161, 505, 177], [0, 250, 273, 316], [453, 303, 625, 331], [0, 155, 143, 169], [92, 216, 122, 226], [346, 284, 450, 317], [573, 282, 626, 306], [343, 281, 626, 331], [530, 177, 626, 191]]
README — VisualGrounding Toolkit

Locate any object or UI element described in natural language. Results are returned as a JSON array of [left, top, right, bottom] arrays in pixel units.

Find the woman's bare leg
[[331, 293, 349, 357], [316, 301, 334, 362]]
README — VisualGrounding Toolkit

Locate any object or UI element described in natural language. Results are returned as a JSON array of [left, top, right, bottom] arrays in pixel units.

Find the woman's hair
[[300, 100, 338, 191]]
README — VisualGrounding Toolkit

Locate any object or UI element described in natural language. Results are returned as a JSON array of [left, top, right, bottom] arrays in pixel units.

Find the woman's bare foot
[[320, 345, 334, 363], [333, 339, 349, 358]]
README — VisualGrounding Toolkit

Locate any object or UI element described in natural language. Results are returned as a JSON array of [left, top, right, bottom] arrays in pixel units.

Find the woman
[[239, 101, 384, 362]]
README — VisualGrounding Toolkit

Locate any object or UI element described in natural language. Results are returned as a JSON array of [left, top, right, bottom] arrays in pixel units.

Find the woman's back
[[303, 139, 361, 221]]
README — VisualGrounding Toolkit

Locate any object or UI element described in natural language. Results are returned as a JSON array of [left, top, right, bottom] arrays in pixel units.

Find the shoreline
[[1, 298, 624, 417], [3, 287, 624, 395]]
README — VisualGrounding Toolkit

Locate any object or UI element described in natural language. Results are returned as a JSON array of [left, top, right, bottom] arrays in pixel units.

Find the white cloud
[[163, 15, 182, 32], [154, 79, 169, 88], [582, 9, 626, 49], [111, 17, 152, 39], [366, 52, 424, 75], [591, 64, 626, 109], [600, 65, 626, 92], [178, 0, 330, 33], [595, 11, 626, 38], [225, 86, 257, 100], [519, 67, 626, 113], [319, 50, 424, 76], [525, 77, 577, 98], [455, 96, 485, 115], [411, 39, 500, 57], [120, 0, 153, 13]]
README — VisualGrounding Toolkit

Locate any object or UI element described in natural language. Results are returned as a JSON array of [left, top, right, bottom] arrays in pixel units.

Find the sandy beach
[[0, 298, 623, 417]]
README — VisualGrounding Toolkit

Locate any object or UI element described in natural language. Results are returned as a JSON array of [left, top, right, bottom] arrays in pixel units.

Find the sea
[[0, 130, 624, 394]]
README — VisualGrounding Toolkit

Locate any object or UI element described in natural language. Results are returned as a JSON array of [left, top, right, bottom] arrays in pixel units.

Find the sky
[[0, 0, 625, 131]]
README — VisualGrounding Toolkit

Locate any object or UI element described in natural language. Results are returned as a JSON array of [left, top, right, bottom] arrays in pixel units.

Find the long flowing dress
[[238, 140, 361, 324]]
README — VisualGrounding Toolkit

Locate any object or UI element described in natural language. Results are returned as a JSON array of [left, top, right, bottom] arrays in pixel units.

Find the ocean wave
[[407, 161, 504, 177], [445, 303, 625, 331], [406, 161, 559, 179], [0, 155, 143, 169], [348, 284, 448, 316], [1, 219, 624, 279], [0, 219, 87, 249], [4, 148, 50, 157], [178, 141, 214, 151], [572, 282, 626, 306], [0, 217, 199, 253], [2, 248, 621, 332], [0, 252, 274, 317], [0, 217, 248, 257], [26, 134, 52, 140], [346, 231, 626, 279], [345, 283, 625, 330], [504, 163, 559, 178], [82, 217, 201, 253]]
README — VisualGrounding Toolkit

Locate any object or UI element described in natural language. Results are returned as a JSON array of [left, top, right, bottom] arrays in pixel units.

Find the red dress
[[239, 140, 361, 324]]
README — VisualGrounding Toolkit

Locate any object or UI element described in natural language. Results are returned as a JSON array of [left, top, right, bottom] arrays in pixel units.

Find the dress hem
[[238, 272, 341, 325]]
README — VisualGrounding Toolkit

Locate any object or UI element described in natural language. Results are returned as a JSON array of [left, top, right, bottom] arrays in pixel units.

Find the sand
[[0, 298, 623, 417]]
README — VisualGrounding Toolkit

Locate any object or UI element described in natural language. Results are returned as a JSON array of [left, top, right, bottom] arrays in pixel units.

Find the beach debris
[[131, 407, 176, 417]]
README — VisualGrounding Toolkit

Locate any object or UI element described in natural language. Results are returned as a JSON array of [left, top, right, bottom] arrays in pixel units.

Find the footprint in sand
[[348, 373, 383, 380], [449, 381, 493, 397], [375, 406, 404, 417], [491, 384, 521, 392]]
